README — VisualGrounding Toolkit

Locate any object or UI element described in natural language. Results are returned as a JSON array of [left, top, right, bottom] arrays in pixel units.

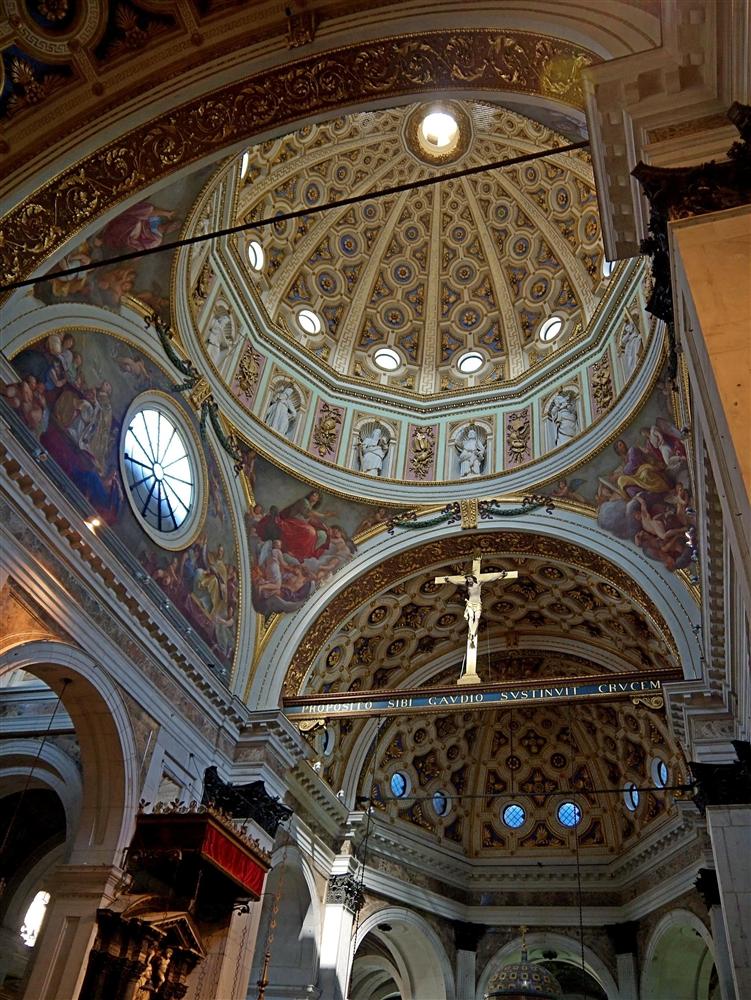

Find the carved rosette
[[326, 873, 365, 914]]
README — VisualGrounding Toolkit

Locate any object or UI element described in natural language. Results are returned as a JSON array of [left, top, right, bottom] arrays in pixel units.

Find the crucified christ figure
[[434, 557, 518, 686]]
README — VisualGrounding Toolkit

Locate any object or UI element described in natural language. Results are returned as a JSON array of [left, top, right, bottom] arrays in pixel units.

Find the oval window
[[539, 316, 563, 342], [247, 240, 264, 271], [457, 351, 484, 374], [433, 790, 449, 816], [390, 772, 409, 798], [298, 309, 322, 335], [652, 758, 669, 789], [373, 347, 401, 371], [120, 395, 204, 550]]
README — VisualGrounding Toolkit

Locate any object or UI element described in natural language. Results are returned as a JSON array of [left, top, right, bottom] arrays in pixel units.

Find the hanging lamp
[[484, 927, 562, 1000]]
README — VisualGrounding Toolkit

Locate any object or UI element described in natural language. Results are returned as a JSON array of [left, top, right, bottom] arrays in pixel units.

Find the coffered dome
[[233, 101, 609, 396]]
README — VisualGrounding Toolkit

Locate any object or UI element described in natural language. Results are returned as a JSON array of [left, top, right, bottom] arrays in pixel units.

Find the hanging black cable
[[0, 140, 588, 296], [566, 700, 586, 972]]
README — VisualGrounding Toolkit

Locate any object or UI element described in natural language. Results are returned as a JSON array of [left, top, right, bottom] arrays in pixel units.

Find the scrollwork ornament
[[326, 873, 364, 913]]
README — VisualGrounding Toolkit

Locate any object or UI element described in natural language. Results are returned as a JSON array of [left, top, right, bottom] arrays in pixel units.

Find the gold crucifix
[[434, 556, 518, 686]]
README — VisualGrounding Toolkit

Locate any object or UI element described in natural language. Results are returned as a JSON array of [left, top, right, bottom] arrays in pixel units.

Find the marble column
[[318, 872, 364, 1000], [691, 742, 751, 1000], [22, 864, 123, 1000], [453, 921, 482, 1000], [607, 922, 639, 1000], [696, 869, 737, 1000]]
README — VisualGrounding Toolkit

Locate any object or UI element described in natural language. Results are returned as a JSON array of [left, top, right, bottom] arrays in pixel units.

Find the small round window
[[539, 316, 563, 342], [433, 790, 449, 816], [374, 347, 401, 372], [502, 803, 526, 829], [557, 801, 582, 828], [652, 758, 669, 789], [457, 351, 484, 374], [624, 783, 640, 811], [247, 240, 264, 271], [390, 771, 409, 798], [121, 395, 204, 549], [298, 309, 322, 335], [602, 258, 615, 278]]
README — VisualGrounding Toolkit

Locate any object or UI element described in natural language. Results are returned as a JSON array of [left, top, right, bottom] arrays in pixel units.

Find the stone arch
[[0, 738, 83, 846], [353, 906, 455, 1000], [477, 930, 620, 1000], [0, 639, 139, 864], [641, 909, 716, 1000], [248, 844, 321, 995], [251, 510, 701, 709]]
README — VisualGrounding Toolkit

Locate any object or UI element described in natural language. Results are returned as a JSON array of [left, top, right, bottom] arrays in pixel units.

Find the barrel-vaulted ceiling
[[233, 101, 609, 397]]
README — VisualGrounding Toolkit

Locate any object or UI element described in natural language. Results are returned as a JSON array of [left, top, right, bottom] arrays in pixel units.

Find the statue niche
[[352, 419, 393, 477]]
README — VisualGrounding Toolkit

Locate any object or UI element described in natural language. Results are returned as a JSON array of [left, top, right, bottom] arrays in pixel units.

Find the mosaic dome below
[[231, 101, 609, 395]]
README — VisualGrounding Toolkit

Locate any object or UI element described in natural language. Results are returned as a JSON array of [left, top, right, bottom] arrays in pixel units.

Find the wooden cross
[[434, 557, 518, 686]]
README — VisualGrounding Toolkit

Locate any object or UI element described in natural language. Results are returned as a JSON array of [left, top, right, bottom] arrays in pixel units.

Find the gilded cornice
[[0, 28, 597, 293], [283, 529, 677, 695]]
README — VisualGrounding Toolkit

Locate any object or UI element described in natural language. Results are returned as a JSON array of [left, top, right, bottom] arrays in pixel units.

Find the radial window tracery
[[123, 407, 194, 533]]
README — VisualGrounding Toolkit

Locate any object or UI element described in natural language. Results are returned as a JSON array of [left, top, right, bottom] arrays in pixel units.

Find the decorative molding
[[326, 872, 365, 913], [0, 28, 597, 292]]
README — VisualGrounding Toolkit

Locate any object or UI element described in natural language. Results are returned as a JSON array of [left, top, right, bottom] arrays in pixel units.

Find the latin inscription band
[[283, 678, 665, 720]]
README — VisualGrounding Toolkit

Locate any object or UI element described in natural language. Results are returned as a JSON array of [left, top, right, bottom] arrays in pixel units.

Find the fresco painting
[[3, 330, 238, 668], [549, 373, 695, 572], [242, 448, 402, 615], [32, 168, 213, 316]]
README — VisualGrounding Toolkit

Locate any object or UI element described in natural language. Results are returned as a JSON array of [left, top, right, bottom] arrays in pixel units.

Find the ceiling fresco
[[2, 329, 239, 677]]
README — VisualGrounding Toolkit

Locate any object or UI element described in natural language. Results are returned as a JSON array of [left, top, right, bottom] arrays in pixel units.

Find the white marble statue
[[545, 389, 579, 449], [265, 385, 298, 437], [205, 311, 234, 365], [455, 425, 486, 478], [358, 425, 389, 476], [620, 319, 642, 378]]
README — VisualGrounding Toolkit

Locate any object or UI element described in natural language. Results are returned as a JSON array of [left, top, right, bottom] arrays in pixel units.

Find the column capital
[[689, 740, 751, 814], [453, 920, 484, 952], [326, 873, 364, 914], [606, 921, 638, 955]]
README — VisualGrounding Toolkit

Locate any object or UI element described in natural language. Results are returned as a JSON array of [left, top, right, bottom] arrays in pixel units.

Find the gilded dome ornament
[[485, 928, 562, 1000]]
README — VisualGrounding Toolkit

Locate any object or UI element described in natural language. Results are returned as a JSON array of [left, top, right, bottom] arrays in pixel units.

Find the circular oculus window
[[421, 111, 459, 149], [539, 316, 563, 342], [121, 395, 205, 550], [247, 240, 264, 271], [602, 258, 615, 278], [502, 803, 526, 829], [240, 150, 250, 179], [557, 801, 582, 828], [297, 309, 322, 335], [373, 347, 401, 372], [457, 351, 484, 374]]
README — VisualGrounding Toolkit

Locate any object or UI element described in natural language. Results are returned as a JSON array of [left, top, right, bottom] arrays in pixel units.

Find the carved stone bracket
[[695, 867, 722, 909], [326, 873, 364, 914], [689, 740, 751, 814]]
